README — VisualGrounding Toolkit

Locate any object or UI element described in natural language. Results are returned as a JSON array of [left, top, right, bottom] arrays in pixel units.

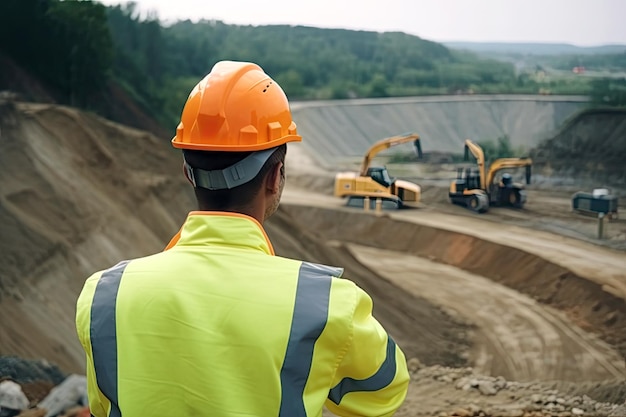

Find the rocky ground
[[1, 98, 625, 417]]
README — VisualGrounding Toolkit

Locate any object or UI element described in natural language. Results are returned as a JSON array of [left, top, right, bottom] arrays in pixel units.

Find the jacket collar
[[164, 211, 275, 255]]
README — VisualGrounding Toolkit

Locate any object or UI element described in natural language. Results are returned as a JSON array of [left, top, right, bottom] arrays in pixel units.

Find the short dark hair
[[182, 144, 287, 211]]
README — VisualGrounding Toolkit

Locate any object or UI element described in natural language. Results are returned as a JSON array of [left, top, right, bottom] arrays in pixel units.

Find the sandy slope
[[291, 95, 587, 165], [282, 143, 626, 414], [0, 101, 194, 372], [276, 192, 626, 379], [1, 98, 625, 416]]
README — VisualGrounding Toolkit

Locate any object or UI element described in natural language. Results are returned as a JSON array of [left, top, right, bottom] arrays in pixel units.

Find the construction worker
[[75, 61, 409, 417]]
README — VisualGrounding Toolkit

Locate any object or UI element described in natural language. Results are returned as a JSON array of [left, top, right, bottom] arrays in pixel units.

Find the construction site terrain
[[0, 96, 625, 417]]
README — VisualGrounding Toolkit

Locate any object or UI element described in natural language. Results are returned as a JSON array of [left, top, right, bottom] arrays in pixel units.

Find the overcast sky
[[97, 0, 626, 47]]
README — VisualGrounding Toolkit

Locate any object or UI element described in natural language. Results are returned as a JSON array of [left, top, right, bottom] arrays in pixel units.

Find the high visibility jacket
[[76, 212, 409, 417]]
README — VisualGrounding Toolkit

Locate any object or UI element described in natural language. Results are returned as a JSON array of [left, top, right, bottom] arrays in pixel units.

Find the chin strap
[[184, 148, 277, 190]]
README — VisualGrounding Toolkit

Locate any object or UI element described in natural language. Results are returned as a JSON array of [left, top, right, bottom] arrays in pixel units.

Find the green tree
[[478, 135, 520, 162], [0, 0, 112, 106], [46, 0, 113, 106], [368, 74, 389, 97], [275, 69, 306, 98], [589, 78, 626, 107], [0, 0, 53, 71]]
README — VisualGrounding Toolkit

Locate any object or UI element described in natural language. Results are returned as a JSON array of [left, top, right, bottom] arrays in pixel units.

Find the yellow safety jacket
[[76, 212, 409, 417]]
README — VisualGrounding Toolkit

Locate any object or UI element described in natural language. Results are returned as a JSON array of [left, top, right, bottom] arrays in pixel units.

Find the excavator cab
[[450, 166, 489, 212], [468, 168, 482, 190], [501, 173, 513, 188], [366, 167, 393, 187], [454, 168, 467, 192], [490, 163, 532, 208], [455, 167, 481, 191]]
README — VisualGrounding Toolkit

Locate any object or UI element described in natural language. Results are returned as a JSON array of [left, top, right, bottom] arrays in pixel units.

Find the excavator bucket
[[414, 140, 423, 159], [464, 144, 470, 162]]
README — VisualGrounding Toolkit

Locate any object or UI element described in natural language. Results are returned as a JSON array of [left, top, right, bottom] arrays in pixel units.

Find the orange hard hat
[[172, 61, 302, 152]]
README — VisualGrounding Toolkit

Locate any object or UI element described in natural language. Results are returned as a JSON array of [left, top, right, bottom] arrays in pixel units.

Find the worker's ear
[[266, 162, 284, 194]]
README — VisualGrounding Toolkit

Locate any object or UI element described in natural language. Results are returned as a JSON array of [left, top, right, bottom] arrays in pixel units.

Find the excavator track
[[466, 193, 489, 213], [347, 195, 402, 210]]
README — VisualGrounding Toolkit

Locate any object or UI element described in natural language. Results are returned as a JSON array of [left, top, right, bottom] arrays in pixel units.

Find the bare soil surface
[[282, 144, 626, 415], [1, 99, 626, 416]]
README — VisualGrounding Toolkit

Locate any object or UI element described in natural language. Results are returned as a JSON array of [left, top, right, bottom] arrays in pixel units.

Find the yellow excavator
[[449, 139, 532, 213], [334, 133, 423, 209]]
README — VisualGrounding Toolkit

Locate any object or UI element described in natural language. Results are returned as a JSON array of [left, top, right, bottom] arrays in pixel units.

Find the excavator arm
[[359, 133, 423, 176], [486, 158, 532, 186], [464, 140, 532, 189], [463, 139, 486, 190], [453, 139, 532, 211]]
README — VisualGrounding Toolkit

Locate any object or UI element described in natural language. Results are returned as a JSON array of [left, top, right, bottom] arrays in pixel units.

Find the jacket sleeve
[[75, 273, 110, 417], [325, 284, 410, 417]]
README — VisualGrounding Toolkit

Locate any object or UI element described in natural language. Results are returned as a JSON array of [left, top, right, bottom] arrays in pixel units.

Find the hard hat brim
[[171, 134, 302, 152]]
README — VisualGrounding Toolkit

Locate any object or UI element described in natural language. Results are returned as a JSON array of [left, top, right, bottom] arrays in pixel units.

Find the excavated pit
[[266, 204, 626, 383], [2, 99, 625, 414]]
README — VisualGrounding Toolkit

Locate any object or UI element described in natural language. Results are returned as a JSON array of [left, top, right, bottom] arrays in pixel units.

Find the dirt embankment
[[1, 97, 626, 416], [265, 208, 475, 368], [531, 108, 626, 187], [0, 99, 193, 372], [275, 205, 626, 370], [291, 95, 587, 166]]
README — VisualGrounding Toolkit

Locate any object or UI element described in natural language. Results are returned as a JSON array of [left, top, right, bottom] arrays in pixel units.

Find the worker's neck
[[197, 204, 265, 225]]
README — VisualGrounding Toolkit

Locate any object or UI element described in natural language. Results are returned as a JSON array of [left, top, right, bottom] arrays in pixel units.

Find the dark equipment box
[[572, 190, 619, 220]]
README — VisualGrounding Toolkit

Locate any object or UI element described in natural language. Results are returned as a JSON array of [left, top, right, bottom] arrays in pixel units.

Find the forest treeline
[[0, 0, 624, 131]]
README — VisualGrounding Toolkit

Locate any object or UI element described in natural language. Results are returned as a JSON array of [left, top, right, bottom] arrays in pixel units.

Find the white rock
[[0, 380, 29, 410], [478, 381, 498, 396], [38, 374, 87, 417]]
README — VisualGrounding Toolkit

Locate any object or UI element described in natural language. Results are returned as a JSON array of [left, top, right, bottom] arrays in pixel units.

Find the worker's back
[[76, 213, 409, 417]]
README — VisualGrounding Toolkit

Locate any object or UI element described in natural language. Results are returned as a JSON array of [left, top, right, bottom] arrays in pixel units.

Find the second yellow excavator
[[449, 139, 532, 213], [334, 133, 423, 209]]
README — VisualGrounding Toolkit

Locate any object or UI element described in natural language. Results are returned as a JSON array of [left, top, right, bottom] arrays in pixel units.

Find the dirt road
[[277, 157, 626, 385], [275, 176, 626, 414], [347, 243, 623, 381]]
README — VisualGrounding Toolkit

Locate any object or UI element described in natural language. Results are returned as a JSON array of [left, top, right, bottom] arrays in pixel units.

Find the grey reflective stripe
[[90, 260, 129, 417], [278, 262, 342, 417], [328, 336, 397, 405], [185, 147, 277, 190]]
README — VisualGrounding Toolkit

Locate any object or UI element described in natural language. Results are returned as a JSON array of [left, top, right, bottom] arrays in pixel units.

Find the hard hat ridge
[[172, 61, 302, 152]]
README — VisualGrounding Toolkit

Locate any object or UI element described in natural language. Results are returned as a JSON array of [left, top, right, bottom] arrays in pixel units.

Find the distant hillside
[[531, 108, 626, 186], [0, 52, 170, 139], [0, 98, 193, 372], [445, 42, 626, 56], [1, 0, 603, 133]]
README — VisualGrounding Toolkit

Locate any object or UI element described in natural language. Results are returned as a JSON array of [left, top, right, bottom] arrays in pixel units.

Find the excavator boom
[[486, 158, 533, 186], [359, 133, 423, 176], [463, 139, 486, 190]]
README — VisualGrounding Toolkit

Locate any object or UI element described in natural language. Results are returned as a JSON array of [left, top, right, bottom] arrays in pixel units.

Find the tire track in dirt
[[344, 243, 624, 381], [265, 208, 475, 368]]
